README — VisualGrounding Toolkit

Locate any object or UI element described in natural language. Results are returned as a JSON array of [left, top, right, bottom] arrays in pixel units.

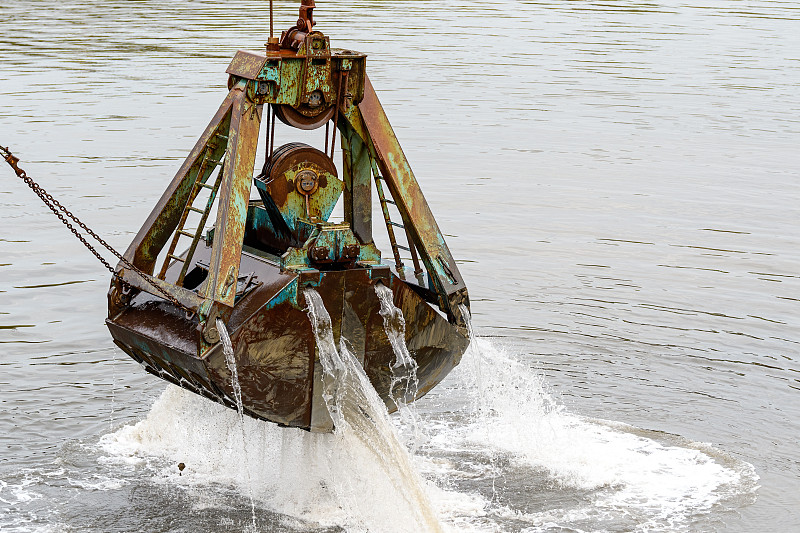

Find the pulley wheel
[[272, 103, 335, 130], [255, 143, 340, 224], [261, 143, 337, 189]]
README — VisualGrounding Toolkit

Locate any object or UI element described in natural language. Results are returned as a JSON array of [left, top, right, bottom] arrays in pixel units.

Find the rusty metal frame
[[103, 6, 474, 429], [202, 87, 262, 308], [342, 76, 470, 326], [117, 35, 467, 337], [122, 82, 243, 276], [119, 79, 261, 320]]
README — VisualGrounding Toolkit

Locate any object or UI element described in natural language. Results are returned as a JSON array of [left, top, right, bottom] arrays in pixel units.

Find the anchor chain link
[[1, 145, 194, 314]]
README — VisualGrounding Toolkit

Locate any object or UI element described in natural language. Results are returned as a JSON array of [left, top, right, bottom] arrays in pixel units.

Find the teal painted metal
[[122, 84, 240, 275], [280, 221, 381, 271], [340, 119, 372, 244], [203, 86, 262, 308], [106, 1, 471, 430]]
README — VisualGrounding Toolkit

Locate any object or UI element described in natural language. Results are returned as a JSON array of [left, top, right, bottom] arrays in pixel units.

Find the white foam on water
[[94, 286, 446, 533], [65, 473, 128, 491], [0, 477, 42, 506], [0, 471, 61, 533], [91, 307, 758, 533], [419, 335, 760, 530], [99, 384, 349, 528]]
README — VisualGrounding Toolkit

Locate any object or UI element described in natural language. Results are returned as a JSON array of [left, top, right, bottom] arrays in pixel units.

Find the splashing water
[[374, 283, 419, 391], [91, 303, 758, 533], [217, 317, 257, 531], [374, 282, 423, 451], [458, 304, 487, 418], [425, 331, 759, 530], [304, 287, 444, 533], [457, 303, 500, 502]]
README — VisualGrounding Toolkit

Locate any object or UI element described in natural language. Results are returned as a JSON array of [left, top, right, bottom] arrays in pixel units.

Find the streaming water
[[303, 288, 444, 533], [457, 303, 500, 501], [218, 319, 244, 422], [217, 317, 257, 531], [374, 283, 422, 450], [374, 283, 419, 397]]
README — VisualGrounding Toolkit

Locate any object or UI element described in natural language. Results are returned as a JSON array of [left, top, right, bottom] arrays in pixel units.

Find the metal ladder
[[371, 161, 424, 285], [157, 133, 228, 285]]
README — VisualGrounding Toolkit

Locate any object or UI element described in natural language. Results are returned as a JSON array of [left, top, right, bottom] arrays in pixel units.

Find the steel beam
[[203, 86, 262, 308], [340, 119, 372, 244], [355, 76, 469, 324], [123, 83, 241, 275]]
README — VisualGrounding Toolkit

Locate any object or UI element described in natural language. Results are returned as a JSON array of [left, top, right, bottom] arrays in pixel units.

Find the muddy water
[[1, 1, 798, 531]]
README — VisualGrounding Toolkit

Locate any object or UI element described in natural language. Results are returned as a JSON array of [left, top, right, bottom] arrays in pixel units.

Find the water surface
[[1, 1, 798, 531]]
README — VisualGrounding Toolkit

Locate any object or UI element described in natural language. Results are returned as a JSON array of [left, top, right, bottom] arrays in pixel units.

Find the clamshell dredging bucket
[[105, 2, 470, 431], [108, 226, 468, 431]]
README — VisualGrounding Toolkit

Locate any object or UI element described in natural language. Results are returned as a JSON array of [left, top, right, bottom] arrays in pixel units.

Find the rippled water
[[1, 1, 798, 531]]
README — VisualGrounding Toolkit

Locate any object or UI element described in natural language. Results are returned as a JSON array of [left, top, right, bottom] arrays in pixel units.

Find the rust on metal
[[203, 86, 262, 309], [355, 76, 470, 328], [101, 0, 471, 432], [123, 85, 240, 276], [340, 120, 372, 244]]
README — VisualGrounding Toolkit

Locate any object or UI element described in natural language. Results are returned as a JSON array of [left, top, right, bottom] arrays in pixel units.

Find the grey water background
[[0, 0, 798, 531]]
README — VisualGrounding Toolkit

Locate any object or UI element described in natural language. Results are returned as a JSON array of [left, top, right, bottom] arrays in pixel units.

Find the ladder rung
[[380, 198, 396, 205], [388, 221, 404, 228], [167, 254, 186, 262], [215, 134, 228, 140], [206, 158, 221, 165], [395, 245, 411, 252], [188, 206, 204, 214], [177, 230, 196, 238], [198, 182, 215, 190]]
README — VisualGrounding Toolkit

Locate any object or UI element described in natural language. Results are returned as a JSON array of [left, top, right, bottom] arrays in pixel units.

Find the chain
[[1, 145, 194, 313]]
